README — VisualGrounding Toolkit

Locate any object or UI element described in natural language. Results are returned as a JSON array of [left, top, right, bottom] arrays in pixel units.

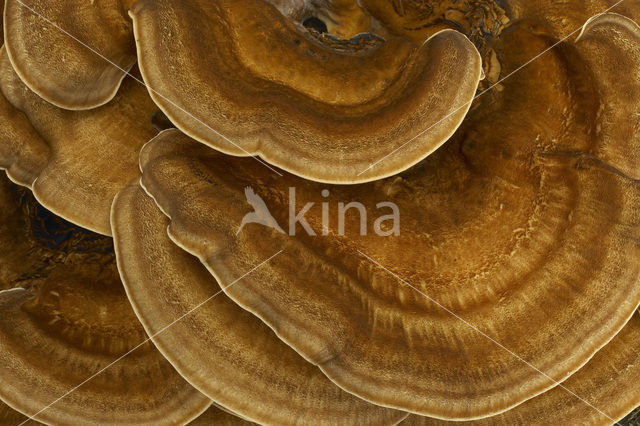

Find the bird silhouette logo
[[236, 187, 286, 235]]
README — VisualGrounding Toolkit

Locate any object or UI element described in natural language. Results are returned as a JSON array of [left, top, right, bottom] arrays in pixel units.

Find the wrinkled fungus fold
[[4, 0, 137, 109], [0, 47, 158, 235], [130, 0, 482, 184], [138, 13, 640, 419], [0, 172, 211, 425], [111, 183, 406, 425]]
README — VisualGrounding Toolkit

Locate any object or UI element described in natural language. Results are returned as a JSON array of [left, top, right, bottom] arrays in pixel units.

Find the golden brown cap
[[4, 0, 137, 109], [130, 0, 482, 183], [403, 313, 640, 425], [137, 14, 640, 419], [0, 172, 211, 425], [111, 182, 406, 425], [0, 47, 158, 235], [0, 83, 49, 188]]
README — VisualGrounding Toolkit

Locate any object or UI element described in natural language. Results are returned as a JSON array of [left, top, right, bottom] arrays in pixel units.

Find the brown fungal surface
[[501, 0, 640, 39], [138, 13, 640, 419], [0, 47, 158, 235], [0, 400, 41, 425], [111, 183, 406, 425], [130, 0, 482, 184], [0, 172, 211, 425], [360, 0, 509, 46], [4, 0, 137, 110], [571, 13, 640, 180], [402, 312, 640, 425], [0, 75, 49, 187], [267, 0, 375, 38], [357, 0, 509, 87], [189, 404, 257, 426]]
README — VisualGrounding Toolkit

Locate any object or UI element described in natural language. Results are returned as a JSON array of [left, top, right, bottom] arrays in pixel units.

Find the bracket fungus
[[0, 0, 640, 423], [111, 183, 406, 425], [0, 172, 212, 425], [0, 47, 158, 235], [401, 311, 640, 424], [130, 0, 482, 184], [137, 12, 640, 419], [4, 0, 137, 110]]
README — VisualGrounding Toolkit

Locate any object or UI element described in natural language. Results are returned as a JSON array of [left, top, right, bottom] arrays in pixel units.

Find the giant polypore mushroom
[[0, 47, 158, 235], [129, 0, 482, 184], [0, 172, 211, 425], [111, 183, 406, 424], [4, 0, 137, 110], [136, 13, 640, 419]]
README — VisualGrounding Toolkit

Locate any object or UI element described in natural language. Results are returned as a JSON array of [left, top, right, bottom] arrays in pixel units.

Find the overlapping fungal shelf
[[1, 1, 640, 425]]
